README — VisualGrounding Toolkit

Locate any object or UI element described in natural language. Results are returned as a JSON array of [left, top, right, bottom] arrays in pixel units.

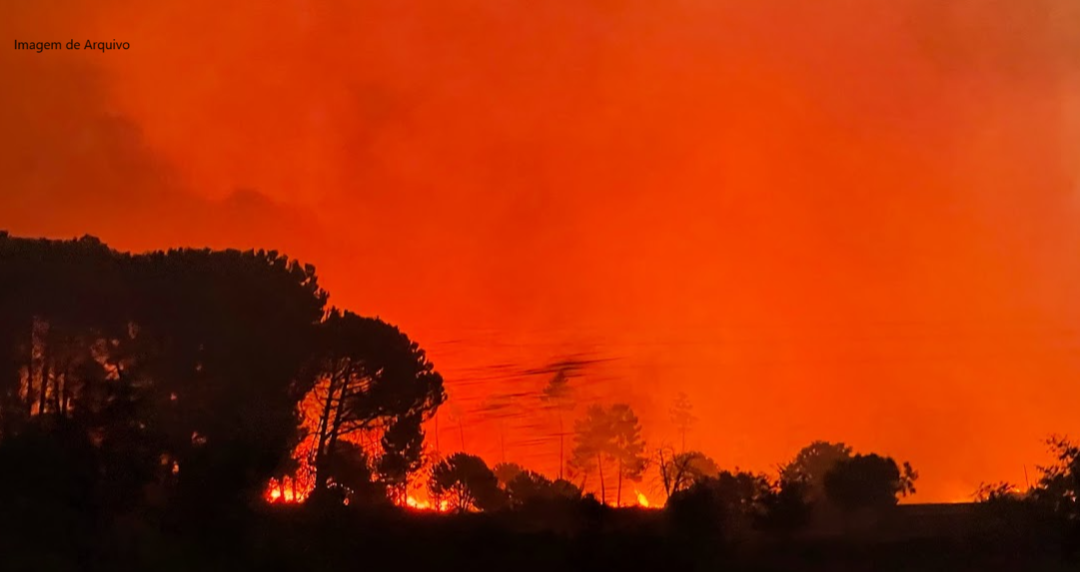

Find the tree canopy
[[569, 403, 648, 506], [823, 453, 918, 512], [308, 309, 445, 493], [0, 233, 445, 514], [429, 452, 505, 512], [780, 441, 853, 504], [659, 450, 720, 497]]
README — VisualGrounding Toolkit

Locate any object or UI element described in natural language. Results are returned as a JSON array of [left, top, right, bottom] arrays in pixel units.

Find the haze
[[3, 0, 1079, 502]]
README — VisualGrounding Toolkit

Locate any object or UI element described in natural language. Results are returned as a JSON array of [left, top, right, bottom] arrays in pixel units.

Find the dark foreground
[[0, 503, 1074, 572]]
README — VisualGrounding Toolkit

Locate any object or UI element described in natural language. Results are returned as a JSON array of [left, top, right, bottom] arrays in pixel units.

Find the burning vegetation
[[5, 233, 1080, 571], [0, 233, 709, 515]]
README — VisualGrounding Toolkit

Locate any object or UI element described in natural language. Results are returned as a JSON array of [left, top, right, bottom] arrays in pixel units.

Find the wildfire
[[406, 495, 450, 512], [265, 475, 309, 504], [635, 490, 650, 508]]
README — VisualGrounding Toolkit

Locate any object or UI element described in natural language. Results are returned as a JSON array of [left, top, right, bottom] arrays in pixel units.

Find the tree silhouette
[[129, 247, 328, 510], [659, 449, 719, 498], [505, 470, 582, 508], [0, 235, 450, 513], [569, 403, 648, 506], [609, 404, 648, 507], [308, 310, 446, 494], [376, 413, 426, 505], [1032, 436, 1080, 521], [669, 392, 697, 452], [780, 440, 853, 504], [446, 403, 467, 451], [323, 440, 382, 505], [823, 453, 917, 512], [428, 452, 505, 512], [760, 477, 813, 535], [973, 481, 1020, 502], [493, 462, 525, 489], [569, 404, 608, 501], [0, 235, 131, 436], [0, 237, 331, 512], [541, 367, 576, 480], [667, 470, 774, 545]]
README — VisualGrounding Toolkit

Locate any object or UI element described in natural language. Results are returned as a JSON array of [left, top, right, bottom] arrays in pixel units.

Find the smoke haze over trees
[[3, 0, 1080, 568], [3, 1, 1079, 503], [3, 233, 1080, 569]]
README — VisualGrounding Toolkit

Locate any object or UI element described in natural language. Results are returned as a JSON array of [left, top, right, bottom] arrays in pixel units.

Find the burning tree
[[307, 310, 446, 497]]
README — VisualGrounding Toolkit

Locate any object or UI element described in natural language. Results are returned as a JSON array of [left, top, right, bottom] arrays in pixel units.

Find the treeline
[[2, 232, 1080, 571]]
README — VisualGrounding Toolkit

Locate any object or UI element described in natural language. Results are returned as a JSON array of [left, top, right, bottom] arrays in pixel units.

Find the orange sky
[[3, 0, 1079, 502]]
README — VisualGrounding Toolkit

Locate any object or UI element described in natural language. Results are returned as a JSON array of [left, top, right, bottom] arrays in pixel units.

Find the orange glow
[[405, 495, 450, 512], [4, 1, 1080, 503], [635, 490, 651, 508], [265, 476, 310, 504], [263, 379, 384, 505]]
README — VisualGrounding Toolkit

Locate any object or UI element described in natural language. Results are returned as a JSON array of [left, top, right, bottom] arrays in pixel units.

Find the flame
[[635, 490, 650, 508], [265, 475, 309, 504], [405, 495, 450, 512], [261, 379, 372, 505]]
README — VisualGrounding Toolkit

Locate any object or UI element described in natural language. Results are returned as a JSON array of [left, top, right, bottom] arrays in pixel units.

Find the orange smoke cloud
[[3, 1, 1079, 502]]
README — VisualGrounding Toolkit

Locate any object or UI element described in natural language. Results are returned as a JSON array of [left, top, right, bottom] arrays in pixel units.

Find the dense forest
[[1, 232, 1079, 571]]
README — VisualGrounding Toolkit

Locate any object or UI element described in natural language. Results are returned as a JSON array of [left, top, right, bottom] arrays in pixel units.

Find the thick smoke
[[2, 0, 1078, 501]]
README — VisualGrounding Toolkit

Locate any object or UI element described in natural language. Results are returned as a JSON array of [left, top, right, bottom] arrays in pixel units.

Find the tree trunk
[[37, 329, 50, 416], [313, 362, 340, 491], [557, 415, 564, 481], [617, 460, 623, 508], [52, 358, 69, 416], [658, 449, 669, 497], [24, 319, 36, 417], [321, 371, 350, 489], [55, 369, 65, 416], [597, 452, 605, 505], [37, 361, 50, 416], [434, 413, 440, 458], [24, 359, 34, 417]]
